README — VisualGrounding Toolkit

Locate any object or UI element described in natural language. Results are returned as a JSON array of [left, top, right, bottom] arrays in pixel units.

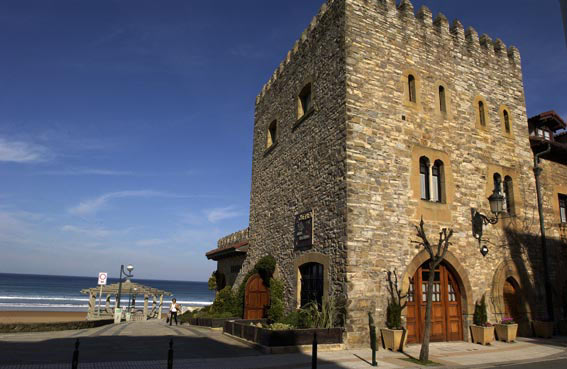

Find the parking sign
[[98, 272, 108, 285]]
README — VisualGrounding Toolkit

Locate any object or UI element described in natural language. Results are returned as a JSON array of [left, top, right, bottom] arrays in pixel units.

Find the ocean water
[[0, 273, 214, 312]]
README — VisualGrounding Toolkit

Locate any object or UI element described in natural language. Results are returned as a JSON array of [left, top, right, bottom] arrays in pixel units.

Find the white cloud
[[205, 206, 241, 223], [69, 190, 179, 216], [0, 138, 51, 163], [61, 225, 114, 238]]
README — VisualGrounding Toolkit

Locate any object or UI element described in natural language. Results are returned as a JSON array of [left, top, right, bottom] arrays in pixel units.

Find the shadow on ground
[[0, 332, 351, 368]]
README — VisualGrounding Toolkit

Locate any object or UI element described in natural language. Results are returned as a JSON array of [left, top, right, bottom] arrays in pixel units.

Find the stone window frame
[[499, 105, 514, 138], [401, 69, 423, 112], [411, 146, 454, 222], [552, 185, 567, 225], [473, 96, 490, 131], [294, 252, 330, 309], [294, 79, 316, 129]]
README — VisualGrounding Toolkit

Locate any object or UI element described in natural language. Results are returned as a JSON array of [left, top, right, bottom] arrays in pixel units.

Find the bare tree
[[412, 218, 453, 363]]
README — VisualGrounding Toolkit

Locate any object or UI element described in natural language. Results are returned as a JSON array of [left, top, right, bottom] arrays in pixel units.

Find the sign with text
[[98, 272, 108, 285], [294, 210, 313, 249]]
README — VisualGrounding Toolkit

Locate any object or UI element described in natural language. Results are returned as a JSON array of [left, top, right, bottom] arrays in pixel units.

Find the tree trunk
[[419, 262, 437, 362]]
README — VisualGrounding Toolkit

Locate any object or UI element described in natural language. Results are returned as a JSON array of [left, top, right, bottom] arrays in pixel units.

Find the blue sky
[[0, 1, 566, 281]]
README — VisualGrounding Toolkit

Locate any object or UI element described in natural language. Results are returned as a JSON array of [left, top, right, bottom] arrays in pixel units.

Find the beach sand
[[0, 311, 87, 324]]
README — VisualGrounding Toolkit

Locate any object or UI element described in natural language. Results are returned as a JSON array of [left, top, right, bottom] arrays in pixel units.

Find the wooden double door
[[406, 262, 464, 343]]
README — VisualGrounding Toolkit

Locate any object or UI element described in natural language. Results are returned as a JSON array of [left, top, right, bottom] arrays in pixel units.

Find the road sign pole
[[98, 285, 103, 316]]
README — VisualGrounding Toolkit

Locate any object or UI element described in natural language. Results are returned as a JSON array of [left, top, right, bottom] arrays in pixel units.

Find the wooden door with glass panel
[[406, 262, 463, 343]]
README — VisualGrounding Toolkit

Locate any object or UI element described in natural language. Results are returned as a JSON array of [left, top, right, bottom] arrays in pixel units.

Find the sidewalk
[[1, 336, 566, 369]]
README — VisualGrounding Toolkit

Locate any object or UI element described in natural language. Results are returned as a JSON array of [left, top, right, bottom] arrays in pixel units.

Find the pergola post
[[143, 294, 149, 319], [158, 294, 164, 319], [88, 292, 96, 320]]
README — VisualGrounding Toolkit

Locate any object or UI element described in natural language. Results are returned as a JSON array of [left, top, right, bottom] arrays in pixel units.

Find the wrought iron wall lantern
[[471, 177, 506, 257]]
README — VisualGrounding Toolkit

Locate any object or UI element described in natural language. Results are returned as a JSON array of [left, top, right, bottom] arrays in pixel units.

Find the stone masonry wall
[[539, 158, 567, 318], [234, 0, 349, 308], [344, 0, 542, 346]]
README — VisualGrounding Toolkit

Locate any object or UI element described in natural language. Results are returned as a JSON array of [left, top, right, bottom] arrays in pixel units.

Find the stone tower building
[[206, 0, 567, 347]]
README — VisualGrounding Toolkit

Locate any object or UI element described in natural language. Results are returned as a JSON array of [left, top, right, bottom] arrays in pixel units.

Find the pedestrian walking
[[169, 298, 180, 326]]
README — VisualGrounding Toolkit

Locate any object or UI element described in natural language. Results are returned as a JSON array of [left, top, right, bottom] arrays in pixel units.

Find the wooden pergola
[[81, 281, 172, 321]]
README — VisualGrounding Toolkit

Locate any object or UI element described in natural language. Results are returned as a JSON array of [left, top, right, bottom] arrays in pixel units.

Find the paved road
[[0, 320, 262, 365], [497, 358, 567, 368]]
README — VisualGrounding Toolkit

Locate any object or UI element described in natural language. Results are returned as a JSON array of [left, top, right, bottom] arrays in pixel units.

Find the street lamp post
[[116, 264, 134, 309], [471, 176, 506, 257]]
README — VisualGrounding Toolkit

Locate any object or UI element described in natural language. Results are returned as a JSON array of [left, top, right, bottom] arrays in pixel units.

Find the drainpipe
[[534, 143, 553, 321]]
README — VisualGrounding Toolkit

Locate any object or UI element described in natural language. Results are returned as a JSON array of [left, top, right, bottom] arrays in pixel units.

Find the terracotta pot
[[494, 324, 518, 342], [380, 328, 406, 352], [532, 321, 554, 338], [470, 325, 494, 345]]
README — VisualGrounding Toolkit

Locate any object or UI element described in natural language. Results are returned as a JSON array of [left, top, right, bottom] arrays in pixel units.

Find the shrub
[[255, 255, 276, 286], [282, 309, 313, 329], [386, 302, 403, 330], [211, 286, 238, 316], [267, 278, 285, 323], [269, 323, 293, 330], [473, 296, 489, 326], [207, 272, 217, 291]]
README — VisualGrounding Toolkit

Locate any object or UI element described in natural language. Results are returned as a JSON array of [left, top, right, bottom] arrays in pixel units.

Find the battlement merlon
[[255, 0, 522, 106], [217, 227, 249, 248]]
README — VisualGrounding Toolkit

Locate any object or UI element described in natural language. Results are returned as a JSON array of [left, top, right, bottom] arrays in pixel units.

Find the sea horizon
[[0, 272, 214, 312]]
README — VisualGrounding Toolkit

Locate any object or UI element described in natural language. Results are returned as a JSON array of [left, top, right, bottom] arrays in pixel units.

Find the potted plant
[[380, 270, 407, 352], [494, 317, 518, 342], [533, 319, 554, 338], [470, 296, 494, 345]]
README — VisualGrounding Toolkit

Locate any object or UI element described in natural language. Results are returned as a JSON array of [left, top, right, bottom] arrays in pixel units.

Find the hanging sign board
[[294, 210, 313, 249], [98, 272, 108, 286]]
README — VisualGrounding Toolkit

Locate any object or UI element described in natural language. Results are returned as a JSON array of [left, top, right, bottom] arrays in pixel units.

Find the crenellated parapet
[[256, 0, 522, 105], [217, 227, 249, 248], [256, 0, 338, 105]]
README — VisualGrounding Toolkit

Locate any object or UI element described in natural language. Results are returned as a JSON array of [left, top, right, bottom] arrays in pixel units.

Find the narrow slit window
[[503, 110, 511, 133], [479, 101, 486, 126], [298, 84, 312, 119], [439, 86, 446, 113], [267, 120, 277, 148], [560, 194, 567, 224], [420, 156, 430, 201], [300, 262, 324, 308], [408, 75, 416, 103]]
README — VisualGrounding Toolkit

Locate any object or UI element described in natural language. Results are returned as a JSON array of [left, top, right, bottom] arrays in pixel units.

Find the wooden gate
[[406, 262, 464, 343], [244, 274, 270, 320]]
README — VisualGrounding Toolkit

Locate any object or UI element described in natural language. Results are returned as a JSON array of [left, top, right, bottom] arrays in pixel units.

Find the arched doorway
[[244, 274, 270, 319], [406, 261, 464, 343]]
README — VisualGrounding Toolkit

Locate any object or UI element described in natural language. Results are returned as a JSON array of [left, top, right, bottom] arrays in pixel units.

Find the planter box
[[0, 319, 113, 334], [533, 321, 554, 338], [494, 324, 518, 342], [470, 325, 494, 345], [187, 317, 239, 328], [380, 328, 406, 352], [224, 320, 343, 347]]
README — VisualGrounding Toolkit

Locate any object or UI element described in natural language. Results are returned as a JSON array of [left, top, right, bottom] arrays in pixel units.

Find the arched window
[[298, 83, 312, 119], [267, 120, 277, 148], [439, 86, 447, 113], [408, 74, 416, 103], [431, 160, 444, 203], [420, 156, 430, 201], [479, 101, 486, 126], [300, 262, 324, 308], [503, 110, 511, 133], [504, 176, 514, 215]]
